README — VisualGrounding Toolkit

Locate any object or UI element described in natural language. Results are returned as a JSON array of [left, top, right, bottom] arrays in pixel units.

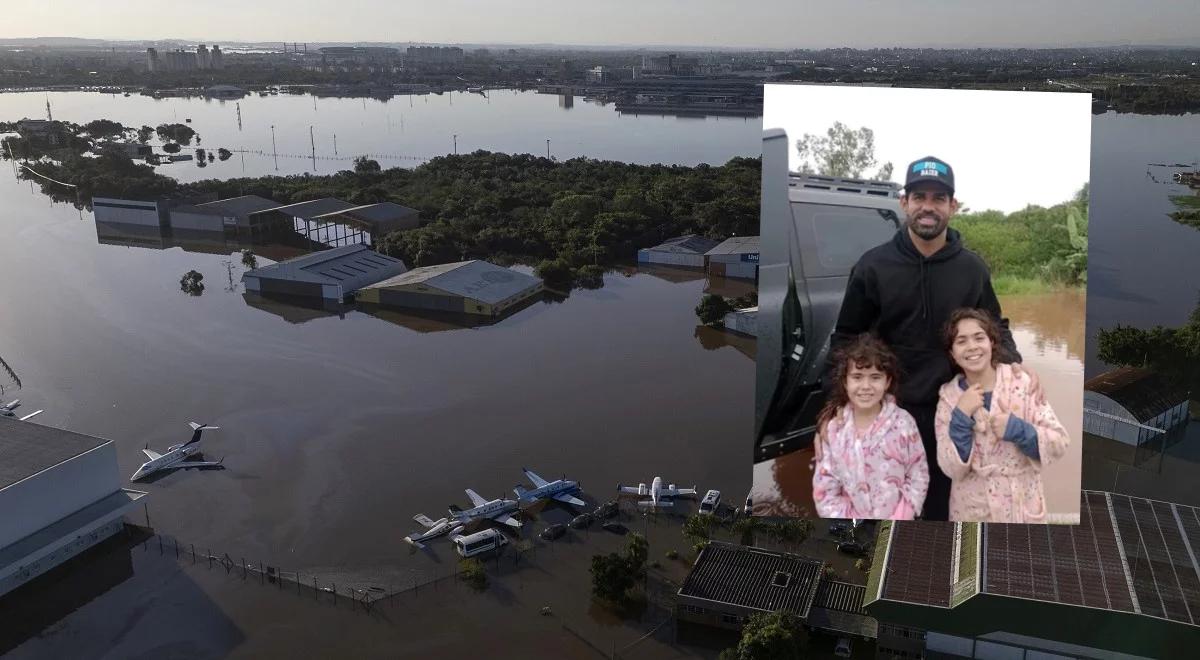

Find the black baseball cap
[[904, 156, 955, 195]]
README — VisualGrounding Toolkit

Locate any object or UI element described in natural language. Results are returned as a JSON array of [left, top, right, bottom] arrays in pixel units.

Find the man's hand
[[1010, 363, 1043, 403], [957, 383, 985, 417], [989, 399, 1012, 439]]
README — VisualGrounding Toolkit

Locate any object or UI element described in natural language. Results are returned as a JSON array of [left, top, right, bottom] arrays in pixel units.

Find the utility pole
[[333, 133, 337, 156], [309, 125, 316, 169], [546, 139, 550, 159], [453, 134, 457, 155], [270, 124, 278, 171]]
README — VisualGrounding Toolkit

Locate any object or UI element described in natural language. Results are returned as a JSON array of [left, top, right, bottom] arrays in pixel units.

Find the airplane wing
[[674, 487, 698, 496], [465, 489, 488, 508], [413, 514, 438, 528], [522, 468, 549, 488], [180, 460, 224, 469], [142, 449, 163, 460], [494, 513, 522, 528], [618, 485, 642, 494], [552, 492, 586, 507]]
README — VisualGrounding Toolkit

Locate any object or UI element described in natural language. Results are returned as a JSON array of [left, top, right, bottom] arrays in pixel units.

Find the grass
[[991, 275, 1081, 296]]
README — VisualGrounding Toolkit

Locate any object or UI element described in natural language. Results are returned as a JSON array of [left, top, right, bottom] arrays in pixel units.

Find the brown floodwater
[[751, 289, 1086, 522]]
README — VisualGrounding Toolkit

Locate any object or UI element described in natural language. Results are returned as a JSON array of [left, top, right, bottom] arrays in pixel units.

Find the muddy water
[[751, 288, 1086, 521]]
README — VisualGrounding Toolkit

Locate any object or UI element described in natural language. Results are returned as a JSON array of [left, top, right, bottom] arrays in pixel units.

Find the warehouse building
[[356, 260, 544, 317], [705, 235, 760, 280], [309, 202, 421, 238], [1084, 366, 1190, 446], [637, 235, 720, 268], [0, 418, 147, 598], [196, 194, 288, 238], [92, 197, 170, 229], [865, 491, 1200, 659], [241, 244, 408, 301], [723, 306, 757, 337]]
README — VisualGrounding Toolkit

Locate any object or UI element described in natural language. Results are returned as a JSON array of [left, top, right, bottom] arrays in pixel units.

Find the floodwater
[[750, 289, 1086, 521]]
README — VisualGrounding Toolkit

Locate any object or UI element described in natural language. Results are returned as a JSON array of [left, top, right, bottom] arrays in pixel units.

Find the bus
[[453, 528, 509, 558]]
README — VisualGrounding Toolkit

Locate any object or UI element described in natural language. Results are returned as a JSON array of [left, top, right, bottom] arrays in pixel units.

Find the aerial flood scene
[[2, 4, 1200, 659]]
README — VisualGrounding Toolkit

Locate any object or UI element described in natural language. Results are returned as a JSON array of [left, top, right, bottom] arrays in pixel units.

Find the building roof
[[197, 195, 282, 217], [872, 490, 1200, 628], [311, 202, 420, 232], [645, 234, 721, 255], [1085, 366, 1189, 423], [808, 580, 877, 638], [705, 235, 760, 256], [360, 260, 542, 305], [0, 418, 112, 491], [266, 198, 358, 220], [243, 244, 408, 291], [678, 541, 824, 616]]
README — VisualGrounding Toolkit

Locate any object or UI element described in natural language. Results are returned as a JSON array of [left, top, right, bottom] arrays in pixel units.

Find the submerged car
[[837, 541, 868, 557], [601, 521, 628, 535], [569, 513, 593, 529], [755, 128, 902, 464], [540, 523, 567, 541]]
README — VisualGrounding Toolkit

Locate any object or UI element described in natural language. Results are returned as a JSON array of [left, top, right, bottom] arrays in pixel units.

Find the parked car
[[569, 513, 593, 529], [828, 520, 854, 537], [594, 501, 620, 520], [835, 637, 853, 658], [540, 524, 567, 541], [755, 129, 903, 464], [837, 541, 868, 557], [601, 521, 628, 535]]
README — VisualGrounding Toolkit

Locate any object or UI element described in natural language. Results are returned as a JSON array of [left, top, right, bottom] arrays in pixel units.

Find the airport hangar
[[356, 260, 544, 317], [704, 235, 760, 280], [242, 244, 409, 302], [637, 234, 721, 268], [865, 490, 1200, 659], [0, 418, 147, 598]]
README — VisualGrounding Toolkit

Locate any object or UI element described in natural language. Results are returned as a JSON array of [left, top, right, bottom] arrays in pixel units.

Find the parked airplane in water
[[131, 422, 224, 481], [514, 467, 585, 507], [0, 399, 42, 421], [618, 477, 698, 508], [404, 514, 465, 549], [449, 489, 522, 529]]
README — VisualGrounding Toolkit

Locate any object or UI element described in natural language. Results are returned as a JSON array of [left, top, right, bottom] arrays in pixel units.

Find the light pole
[[453, 134, 457, 155], [546, 138, 550, 159], [270, 124, 278, 171]]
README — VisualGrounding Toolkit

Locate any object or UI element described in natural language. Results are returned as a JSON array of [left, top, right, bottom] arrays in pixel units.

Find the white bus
[[453, 528, 509, 558], [699, 489, 722, 515]]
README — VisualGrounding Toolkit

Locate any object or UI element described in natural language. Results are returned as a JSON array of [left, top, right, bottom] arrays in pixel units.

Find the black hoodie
[[829, 226, 1021, 408]]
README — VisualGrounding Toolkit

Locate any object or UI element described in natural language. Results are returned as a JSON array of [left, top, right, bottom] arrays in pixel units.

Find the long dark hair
[[942, 308, 1003, 373], [815, 334, 900, 457]]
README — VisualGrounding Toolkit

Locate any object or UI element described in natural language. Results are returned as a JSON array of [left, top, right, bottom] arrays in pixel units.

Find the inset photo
[[752, 84, 1091, 523]]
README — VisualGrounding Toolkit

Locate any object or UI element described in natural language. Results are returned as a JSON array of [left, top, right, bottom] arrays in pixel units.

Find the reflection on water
[[750, 288, 1085, 520], [694, 325, 755, 361]]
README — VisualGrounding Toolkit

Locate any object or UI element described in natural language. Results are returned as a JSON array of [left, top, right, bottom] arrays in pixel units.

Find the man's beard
[[908, 212, 947, 240]]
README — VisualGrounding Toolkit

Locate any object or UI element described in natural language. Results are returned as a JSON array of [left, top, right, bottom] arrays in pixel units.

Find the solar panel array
[[979, 491, 1200, 626], [880, 521, 956, 607], [678, 542, 823, 615]]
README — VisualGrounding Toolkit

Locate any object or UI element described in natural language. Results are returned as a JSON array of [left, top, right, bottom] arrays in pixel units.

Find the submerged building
[[1084, 366, 1191, 446], [866, 491, 1200, 659], [241, 244, 408, 301], [0, 418, 147, 598], [356, 260, 543, 317], [704, 235, 760, 280], [637, 235, 721, 268]]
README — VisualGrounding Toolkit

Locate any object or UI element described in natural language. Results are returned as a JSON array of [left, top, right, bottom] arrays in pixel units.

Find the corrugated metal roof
[[678, 541, 823, 615], [313, 202, 418, 224], [1084, 367, 1188, 423], [360, 260, 542, 305], [646, 234, 721, 255], [0, 418, 111, 491], [243, 244, 408, 291], [197, 195, 282, 217], [267, 198, 357, 220], [705, 235, 761, 256]]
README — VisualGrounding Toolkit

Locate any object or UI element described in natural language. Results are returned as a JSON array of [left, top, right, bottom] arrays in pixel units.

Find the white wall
[[0, 443, 119, 551]]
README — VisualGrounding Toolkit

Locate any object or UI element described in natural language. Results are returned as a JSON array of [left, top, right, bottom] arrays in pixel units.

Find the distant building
[[211, 45, 224, 69], [704, 235, 760, 280], [242, 244, 408, 301], [0, 417, 148, 598], [1084, 367, 1191, 446], [405, 46, 464, 69], [146, 48, 159, 73], [356, 260, 544, 317], [203, 85, 246, 99], [195, 194, 288, 238], [197, 44, 211, 69], [866, 492, 1200, 659], [637, 235, 721, 268], [723, 306, 757, 337]]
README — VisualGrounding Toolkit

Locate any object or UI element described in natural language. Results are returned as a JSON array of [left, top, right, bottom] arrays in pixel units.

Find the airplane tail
[[448, 504, 463, 514], [514, 485, 531, 501], [185, 422, 219, 446]]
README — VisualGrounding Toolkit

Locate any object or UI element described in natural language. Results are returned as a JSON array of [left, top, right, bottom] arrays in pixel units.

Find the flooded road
[[751, 288, 1086, 521]]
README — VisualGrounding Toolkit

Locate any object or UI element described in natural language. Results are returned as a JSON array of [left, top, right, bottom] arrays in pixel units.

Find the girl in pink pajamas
[[812, 334, 929, 520], [935, 308, 1070, 523]]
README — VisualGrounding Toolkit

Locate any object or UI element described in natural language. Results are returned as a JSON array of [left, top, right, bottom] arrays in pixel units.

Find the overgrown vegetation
[[1098, 295, 1200, 400], [718, 610, 809, 660], [590, 532, 649, 612], [459, 558, 488, 592]]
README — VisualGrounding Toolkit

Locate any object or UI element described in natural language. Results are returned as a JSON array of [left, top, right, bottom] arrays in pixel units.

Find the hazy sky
[[763, 85, 1092, 213], [5, 1, 1198, 48]]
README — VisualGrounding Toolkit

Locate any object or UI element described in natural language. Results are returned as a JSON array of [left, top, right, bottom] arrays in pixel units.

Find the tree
[[217, 148, 232, 161], [459, 558, 488, 591], [732, 516, 762, 546], [156, 123, 196, 145], [241, 250, 257, 269], [354, 156, 382, 174], [1098, 296, 1200, 395], [719, 610, 808, 660], [137, 125, 154, 143], [162, 142, 181, 154], [683, 513, 715, 542], [591, 552, 636, 603], [696, 293, 733, 326], [83, 119, 125, 138], [179, 270, 204, 296], [795, 121, 893, 180]]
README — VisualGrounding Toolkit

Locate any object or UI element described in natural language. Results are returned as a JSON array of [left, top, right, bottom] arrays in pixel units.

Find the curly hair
[[814, 333, 901, 458], [942, 308, 1004, 373]]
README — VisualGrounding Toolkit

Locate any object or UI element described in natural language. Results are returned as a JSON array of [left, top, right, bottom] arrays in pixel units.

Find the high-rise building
[[211, 45, 224, 70], [197, 44, 211, 70], [146, 48, 159, 73]]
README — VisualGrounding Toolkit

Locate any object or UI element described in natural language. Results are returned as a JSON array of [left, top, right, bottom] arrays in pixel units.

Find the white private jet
[[513, 467, 585, 507], [131, 422, 224, 481], [1, 399, 43, 421], [404, 514, 465, 549], [618, 477, 698, 508], [449, 489, 522, 529]]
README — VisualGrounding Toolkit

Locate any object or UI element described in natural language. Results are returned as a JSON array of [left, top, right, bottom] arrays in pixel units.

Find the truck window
[[792, 203, 898, 275]]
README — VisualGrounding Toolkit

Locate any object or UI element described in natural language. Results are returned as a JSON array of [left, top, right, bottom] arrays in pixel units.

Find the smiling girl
[[935, 308, 1070, 523], [812, 333, 929, 520]]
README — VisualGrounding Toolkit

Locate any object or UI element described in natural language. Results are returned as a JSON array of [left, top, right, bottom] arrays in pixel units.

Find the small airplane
[[404, 514, 465, 549], [618, 477, 698, 508], [131, 422, 224, 481], [449, 489, 522, 529], [0, 399, 42, 421], [514, 467, 585, 507]]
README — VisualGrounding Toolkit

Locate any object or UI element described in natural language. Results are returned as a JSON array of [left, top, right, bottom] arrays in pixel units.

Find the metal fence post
[[208, 548, 212, 569], [191, 544, 195, 564], [242, 557, 247, 580]]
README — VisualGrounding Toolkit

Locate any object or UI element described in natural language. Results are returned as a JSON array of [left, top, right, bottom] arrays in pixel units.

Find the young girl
[[812, 333, 929, 520], [935, 308, 1070, 523]]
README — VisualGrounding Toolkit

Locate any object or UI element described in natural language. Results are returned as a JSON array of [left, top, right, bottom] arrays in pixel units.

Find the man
[[827, 156, 1026, 521]]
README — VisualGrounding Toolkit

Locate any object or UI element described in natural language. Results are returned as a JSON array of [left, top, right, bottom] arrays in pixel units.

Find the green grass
[[990, 275, 1079, 296]]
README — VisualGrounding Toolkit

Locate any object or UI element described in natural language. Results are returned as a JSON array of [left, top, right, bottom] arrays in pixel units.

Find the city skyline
[[3, 0, 1198, 50]]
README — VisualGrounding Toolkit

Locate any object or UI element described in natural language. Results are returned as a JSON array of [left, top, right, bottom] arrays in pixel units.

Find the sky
[[762, 85, 1092, 214], [3, 0, 1198, 48]]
